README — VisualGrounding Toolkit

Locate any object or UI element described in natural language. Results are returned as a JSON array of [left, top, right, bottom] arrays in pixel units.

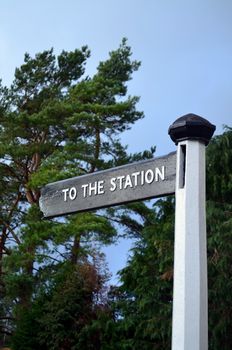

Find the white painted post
[[168, 114, 216, 350]]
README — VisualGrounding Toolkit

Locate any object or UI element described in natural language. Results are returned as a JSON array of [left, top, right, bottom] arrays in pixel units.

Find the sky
[[1, 0, 232, 282]]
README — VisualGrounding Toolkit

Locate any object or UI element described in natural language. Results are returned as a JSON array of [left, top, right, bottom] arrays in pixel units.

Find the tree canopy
[[0, 39, 155, 349]]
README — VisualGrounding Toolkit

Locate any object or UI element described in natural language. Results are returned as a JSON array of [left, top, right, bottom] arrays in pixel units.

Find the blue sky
[[1, 0, 232, 282]]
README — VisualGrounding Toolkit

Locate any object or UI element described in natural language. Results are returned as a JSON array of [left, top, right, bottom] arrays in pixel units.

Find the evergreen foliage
[[206, 127, 232, 349]]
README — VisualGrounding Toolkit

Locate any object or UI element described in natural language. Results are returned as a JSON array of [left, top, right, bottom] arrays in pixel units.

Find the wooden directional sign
[[39, 151, 176, 218]]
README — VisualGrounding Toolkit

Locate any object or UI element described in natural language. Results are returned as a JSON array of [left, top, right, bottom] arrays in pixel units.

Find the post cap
[[168, 113, 216, 145]]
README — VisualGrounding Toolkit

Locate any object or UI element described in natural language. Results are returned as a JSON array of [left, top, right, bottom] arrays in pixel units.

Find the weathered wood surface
[[39, 152, 176, 218]]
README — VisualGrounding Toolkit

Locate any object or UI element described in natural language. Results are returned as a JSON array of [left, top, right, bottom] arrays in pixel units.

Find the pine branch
[[0, 219, 21, 245]]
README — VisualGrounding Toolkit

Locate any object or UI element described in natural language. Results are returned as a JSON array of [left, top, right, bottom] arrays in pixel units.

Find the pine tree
[[0, 39, 155, 348]]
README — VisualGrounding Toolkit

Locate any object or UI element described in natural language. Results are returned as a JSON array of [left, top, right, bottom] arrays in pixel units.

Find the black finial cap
[[168, 113, 216, 145]]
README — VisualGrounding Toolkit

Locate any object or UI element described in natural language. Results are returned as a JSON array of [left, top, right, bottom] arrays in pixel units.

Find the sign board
[[39, 151, 176, 218]]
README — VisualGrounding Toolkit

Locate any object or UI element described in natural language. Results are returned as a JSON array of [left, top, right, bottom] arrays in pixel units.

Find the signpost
[[39, 113, 216, 350], [168, 114, 215, 350], [39, 152, 176, 218]]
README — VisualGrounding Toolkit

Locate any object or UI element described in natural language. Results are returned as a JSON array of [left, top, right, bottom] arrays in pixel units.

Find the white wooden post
[[169, 114, 215, 350]]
